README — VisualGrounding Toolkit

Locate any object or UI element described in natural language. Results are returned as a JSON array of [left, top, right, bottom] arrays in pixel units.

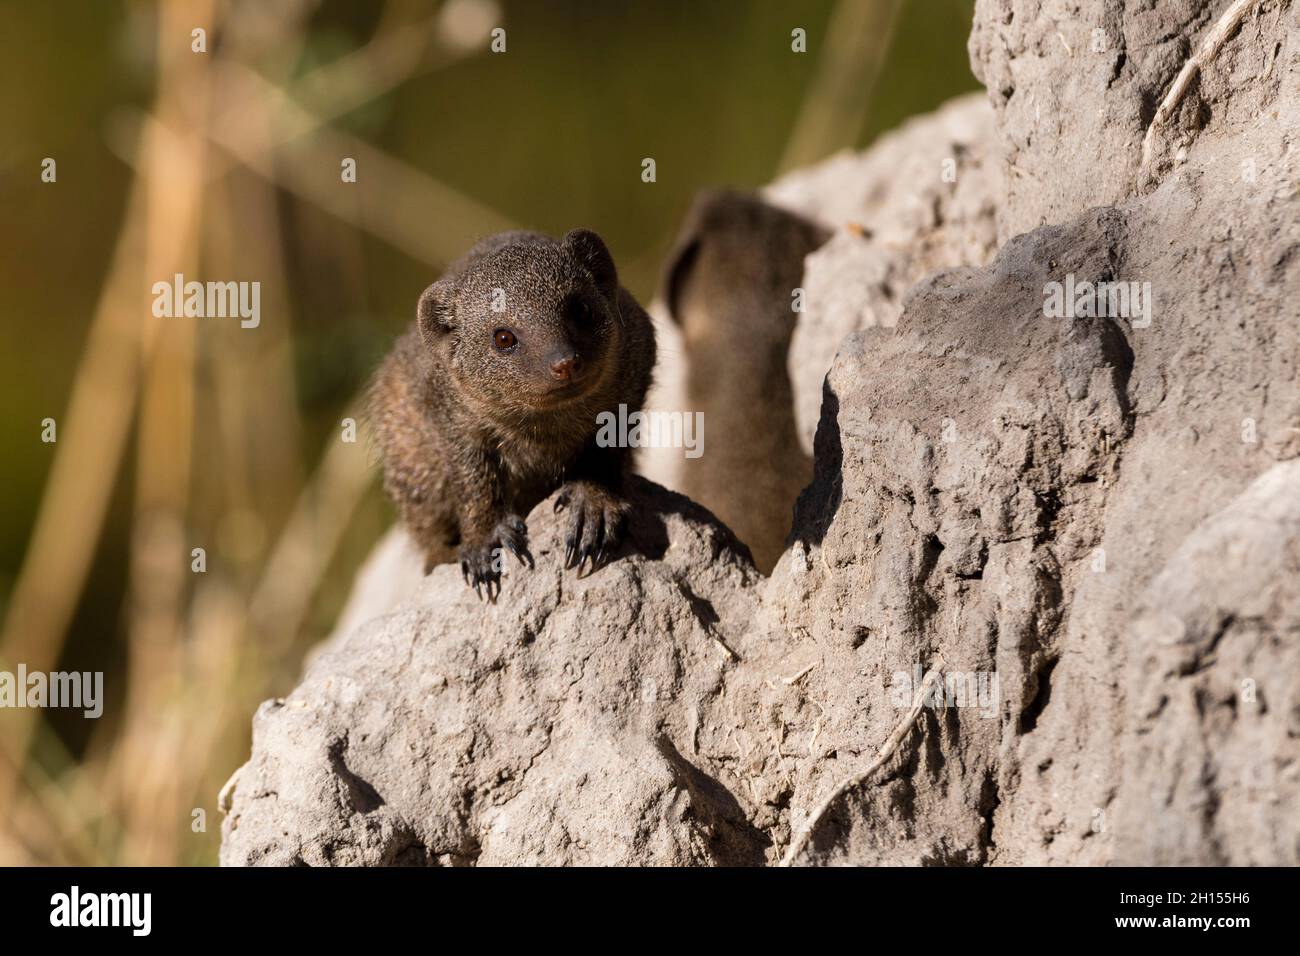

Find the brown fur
[[370, 229, 655, 597], [661, 191, 829, 572]]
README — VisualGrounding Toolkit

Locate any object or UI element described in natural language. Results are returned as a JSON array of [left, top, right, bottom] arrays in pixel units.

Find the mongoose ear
[[660, 236, 701, 326], [417, 280, 454, 344], [562, 229, 618, 300]]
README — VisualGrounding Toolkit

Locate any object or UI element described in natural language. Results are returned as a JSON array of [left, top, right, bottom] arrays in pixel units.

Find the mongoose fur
[[661, 190, 829, 572]]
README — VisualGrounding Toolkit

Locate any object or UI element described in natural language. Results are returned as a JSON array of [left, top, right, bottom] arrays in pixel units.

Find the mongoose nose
[[550, 353, 581, 382]]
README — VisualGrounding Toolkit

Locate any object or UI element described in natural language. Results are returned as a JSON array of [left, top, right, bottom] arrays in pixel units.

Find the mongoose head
[[660, 190, 828, 391], [418, 229, 622, 413]]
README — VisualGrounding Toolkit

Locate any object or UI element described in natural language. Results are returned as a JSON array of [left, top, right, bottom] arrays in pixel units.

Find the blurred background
[[0, 0, 978, 865]]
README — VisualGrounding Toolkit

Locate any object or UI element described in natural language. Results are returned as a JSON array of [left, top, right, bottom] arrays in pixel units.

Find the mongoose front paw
[[495, 514, 534, 569], [459, 515, 532, 601], [554, 482, 630, 575]]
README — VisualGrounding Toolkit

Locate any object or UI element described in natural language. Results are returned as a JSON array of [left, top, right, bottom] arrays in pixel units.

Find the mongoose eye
[[568, 298, 593, 323], [493, 328, 518, 351]]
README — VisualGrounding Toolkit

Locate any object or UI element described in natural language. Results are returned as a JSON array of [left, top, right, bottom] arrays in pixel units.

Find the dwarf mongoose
[[661, 191, 829, 572], [370, 229, 656, 598]]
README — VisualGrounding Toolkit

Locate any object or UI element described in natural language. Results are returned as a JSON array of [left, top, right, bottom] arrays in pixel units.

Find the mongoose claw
[[457, 514, 531, 600], [497, 514, 534, 569], [576, 512, 604, 575], [558, 482, 629, 576], [504, 538, 533, 568], [458, 542, 502, 603]]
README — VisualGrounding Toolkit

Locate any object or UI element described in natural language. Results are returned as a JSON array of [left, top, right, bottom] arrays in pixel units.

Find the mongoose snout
[[549, 352, 580, 382]]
